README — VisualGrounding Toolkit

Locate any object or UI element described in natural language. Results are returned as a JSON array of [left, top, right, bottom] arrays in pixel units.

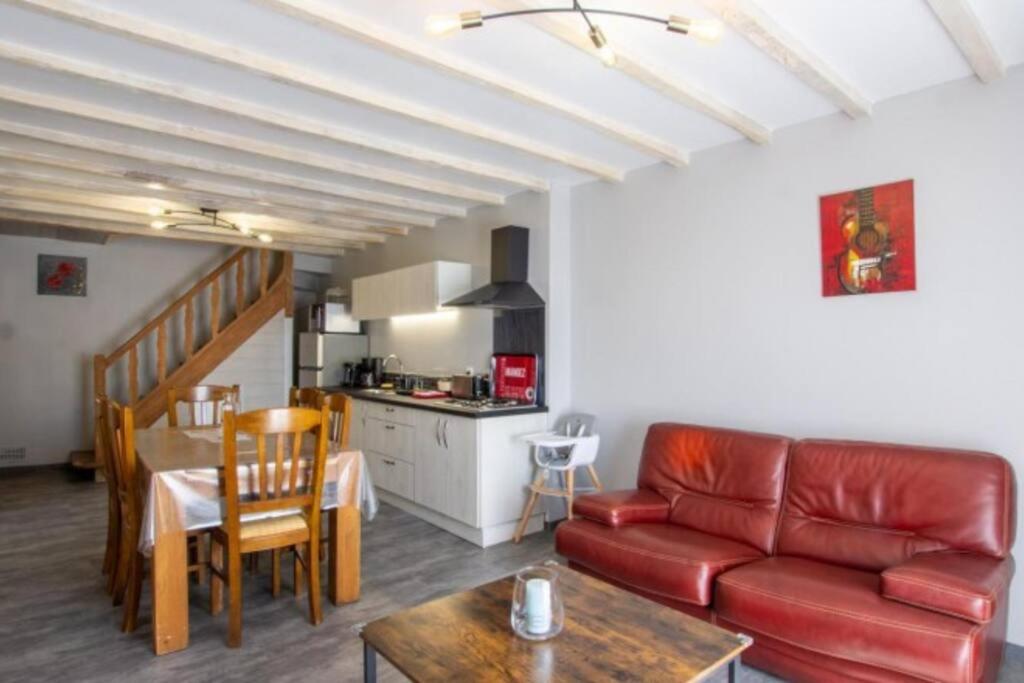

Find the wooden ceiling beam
[[0, 40, 548, 192], [258, 0, 687, 165], [0, 208, 346, 256], [0, 183, 384, 244], [0, 167, 409, 237], [0, 144, 427, 230], [697, 0, 872, 118], [0, 120, 468, 217], [485, 0, 770, 145], [8, 0, 625, 181], [0, 195, 365, 249], [0, 84, 504, 206], [925, 0, 1005, 83]]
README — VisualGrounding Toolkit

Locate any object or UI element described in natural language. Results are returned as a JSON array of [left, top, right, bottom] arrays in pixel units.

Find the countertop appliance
[[300, 303, 362, 334], [451, 374, 489, 400], [491, 353, 539, 404], [298, 332, 368, 388], [442, 226, 545, 310]]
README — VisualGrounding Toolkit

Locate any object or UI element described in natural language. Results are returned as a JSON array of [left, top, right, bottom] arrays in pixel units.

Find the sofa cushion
[[572, 489, 671, 527], [777, 439, 1015, 572], [555, 518, 763, 606], [881, 551, 1014, 624], [715, 557, 985, 683], [636, 423, 791, 554]]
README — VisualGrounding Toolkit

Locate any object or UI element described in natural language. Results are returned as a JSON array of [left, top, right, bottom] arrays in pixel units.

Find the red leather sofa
[[556, 423, 1016, 683]]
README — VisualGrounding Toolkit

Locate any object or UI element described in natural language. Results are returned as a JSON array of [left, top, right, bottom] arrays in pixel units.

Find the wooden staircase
[[86, 248, 292, 471]]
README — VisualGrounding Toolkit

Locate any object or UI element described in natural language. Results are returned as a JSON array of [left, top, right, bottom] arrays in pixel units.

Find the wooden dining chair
[[209, 403, 331, 647], [95, 396, 121, 596], [167, 384, 240, 427], [289, 386, 323, 409], [291, 392, 352, 596], [104, 399, 210, 632]]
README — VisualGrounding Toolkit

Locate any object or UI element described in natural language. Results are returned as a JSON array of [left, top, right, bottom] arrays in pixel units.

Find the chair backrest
[[221, 404, 331, 536], [319, 393, 353, 448], [290, 387, 323, 409], [166, 384, 239, 428], [637, 423, 791, 555], [94, 396, 119, 496], [553, 413, 596, 438], [777, 439, 1016, 571], [104, 398, 141, 531]]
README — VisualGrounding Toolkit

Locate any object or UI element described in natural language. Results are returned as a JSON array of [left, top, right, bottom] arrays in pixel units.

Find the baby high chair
[[513, 414, 602, 543]]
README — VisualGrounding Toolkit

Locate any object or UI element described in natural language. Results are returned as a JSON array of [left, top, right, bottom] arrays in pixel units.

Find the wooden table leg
[[329, 505, 360, 605], [152, 528, 189, 655]]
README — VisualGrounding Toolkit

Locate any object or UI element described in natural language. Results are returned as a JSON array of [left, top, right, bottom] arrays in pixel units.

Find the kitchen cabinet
[[415, 412, 478, 526], [365, 451, 414, 500], [351, 261, 472, 320], [349, 396, 547, 546]]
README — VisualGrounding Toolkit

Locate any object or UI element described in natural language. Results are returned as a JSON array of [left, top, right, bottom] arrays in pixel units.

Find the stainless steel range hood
[[443, 226, 545, 310]]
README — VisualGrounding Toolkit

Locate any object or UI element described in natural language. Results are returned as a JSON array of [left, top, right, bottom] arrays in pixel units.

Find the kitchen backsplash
[[366, 307, 493, 377]]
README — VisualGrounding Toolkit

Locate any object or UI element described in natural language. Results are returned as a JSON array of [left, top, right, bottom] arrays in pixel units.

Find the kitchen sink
[[360, 388, 396, 396]]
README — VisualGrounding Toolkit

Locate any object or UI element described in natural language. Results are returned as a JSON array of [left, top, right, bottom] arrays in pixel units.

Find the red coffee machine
[[490, 353, 539, 404]]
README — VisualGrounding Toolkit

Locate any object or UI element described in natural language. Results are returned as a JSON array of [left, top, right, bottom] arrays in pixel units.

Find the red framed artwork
[[819, 179, 916, 297]]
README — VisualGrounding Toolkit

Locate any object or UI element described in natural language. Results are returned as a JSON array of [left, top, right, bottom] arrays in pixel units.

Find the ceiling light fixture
[[425, 1, 722, 67], [147, 207, 272, 243]]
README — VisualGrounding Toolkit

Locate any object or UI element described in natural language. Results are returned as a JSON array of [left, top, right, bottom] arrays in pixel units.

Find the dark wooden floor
[[1, 468, 1021, 682]]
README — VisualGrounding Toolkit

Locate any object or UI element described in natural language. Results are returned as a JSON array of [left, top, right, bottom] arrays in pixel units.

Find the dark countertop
[[320, 386, 549, 419]]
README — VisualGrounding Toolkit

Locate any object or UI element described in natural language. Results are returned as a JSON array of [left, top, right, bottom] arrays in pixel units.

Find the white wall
[[332, 191, 550, 376], [570, 68, 1024, 643], [0, 234, 229, 466]]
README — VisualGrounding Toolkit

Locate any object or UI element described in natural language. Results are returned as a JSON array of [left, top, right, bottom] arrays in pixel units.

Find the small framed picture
[[38, 254, 87, 297]]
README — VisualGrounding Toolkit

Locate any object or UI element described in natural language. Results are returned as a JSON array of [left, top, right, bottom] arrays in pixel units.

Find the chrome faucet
[[381, 354, 404, 377]]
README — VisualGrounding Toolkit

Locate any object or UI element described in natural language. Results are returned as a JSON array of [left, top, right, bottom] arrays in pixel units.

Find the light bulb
[[145, 181, 165, 190], [237, 221, 251, 235], [150, 220, 168, 230], [425, 11, 482, 37], [589, 25, 616, 67], [257, 233, 273, 244], [147, 206, 165, 216], [667, 15, 723, 43]]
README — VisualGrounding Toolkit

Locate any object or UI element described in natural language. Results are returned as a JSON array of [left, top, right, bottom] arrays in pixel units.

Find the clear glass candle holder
[[510, 562, 564, 641]]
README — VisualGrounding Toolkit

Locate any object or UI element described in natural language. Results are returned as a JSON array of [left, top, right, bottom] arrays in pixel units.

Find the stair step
[[69, 449, 98, 470], [69, 449, 102, 483]]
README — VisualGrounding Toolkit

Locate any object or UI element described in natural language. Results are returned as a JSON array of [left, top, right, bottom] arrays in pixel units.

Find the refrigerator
[[297, 332, 368, 388]]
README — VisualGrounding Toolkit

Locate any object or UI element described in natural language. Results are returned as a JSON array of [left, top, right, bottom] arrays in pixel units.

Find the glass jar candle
[[510, 563, 564, 641]]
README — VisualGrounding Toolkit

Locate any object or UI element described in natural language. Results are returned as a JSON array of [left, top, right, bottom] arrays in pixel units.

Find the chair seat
[[239, 514, 308, 540], [555, 519, 763, 606], [715, 557, 984, 683]]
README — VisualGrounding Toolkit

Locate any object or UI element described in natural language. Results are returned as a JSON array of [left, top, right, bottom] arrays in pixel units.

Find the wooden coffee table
[[360, 567, 752, 682]]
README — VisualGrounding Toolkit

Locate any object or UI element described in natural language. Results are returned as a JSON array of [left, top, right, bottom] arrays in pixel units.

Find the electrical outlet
[[0, 447, 26, 463]]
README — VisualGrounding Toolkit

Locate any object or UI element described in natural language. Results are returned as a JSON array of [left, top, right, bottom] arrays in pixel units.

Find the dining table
[[134, 425, 377, 655]]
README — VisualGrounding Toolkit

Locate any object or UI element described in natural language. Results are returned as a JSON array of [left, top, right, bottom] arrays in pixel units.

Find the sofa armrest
[[881, 552, 1014, 624], [572, 489, 670, 527]]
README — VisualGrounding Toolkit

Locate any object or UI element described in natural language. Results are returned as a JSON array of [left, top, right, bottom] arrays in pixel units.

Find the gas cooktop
[[443, 398, 526, 411]]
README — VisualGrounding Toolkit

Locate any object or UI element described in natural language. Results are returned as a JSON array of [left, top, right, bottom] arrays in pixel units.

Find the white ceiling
[[0, 0, 1020, 253]]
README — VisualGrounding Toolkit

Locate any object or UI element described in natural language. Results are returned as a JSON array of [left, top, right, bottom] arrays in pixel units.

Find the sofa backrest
[[777, 439, 1016, 572], [637, 423, 791, 554]]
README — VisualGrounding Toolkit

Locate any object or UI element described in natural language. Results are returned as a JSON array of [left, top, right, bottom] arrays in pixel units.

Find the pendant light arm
[[481, 5, 668, 28]]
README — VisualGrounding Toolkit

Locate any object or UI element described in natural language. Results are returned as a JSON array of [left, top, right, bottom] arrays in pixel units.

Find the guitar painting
[[820, 180, 915, 297]]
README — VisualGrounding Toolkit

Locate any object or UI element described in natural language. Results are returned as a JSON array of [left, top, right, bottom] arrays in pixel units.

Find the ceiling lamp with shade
[[148, 206, 273, 243], [426, 1, 723, 67]]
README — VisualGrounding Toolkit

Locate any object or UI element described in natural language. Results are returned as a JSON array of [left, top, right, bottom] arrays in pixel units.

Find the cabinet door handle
[[442, 419, 449, 449], [435, 418, 442, 447], [385, 425, 395, 431], [383, 458, 395, 466], [385, 407, 395, 413]]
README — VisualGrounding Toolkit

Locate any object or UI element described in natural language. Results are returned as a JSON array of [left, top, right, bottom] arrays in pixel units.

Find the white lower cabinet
[[365, 451, 414, 500], [350, 398, 547, 546], [415, 412, 478, 526]]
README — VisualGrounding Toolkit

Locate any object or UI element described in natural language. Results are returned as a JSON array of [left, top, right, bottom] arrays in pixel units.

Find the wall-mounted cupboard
[[351, 261, 472, 320]]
